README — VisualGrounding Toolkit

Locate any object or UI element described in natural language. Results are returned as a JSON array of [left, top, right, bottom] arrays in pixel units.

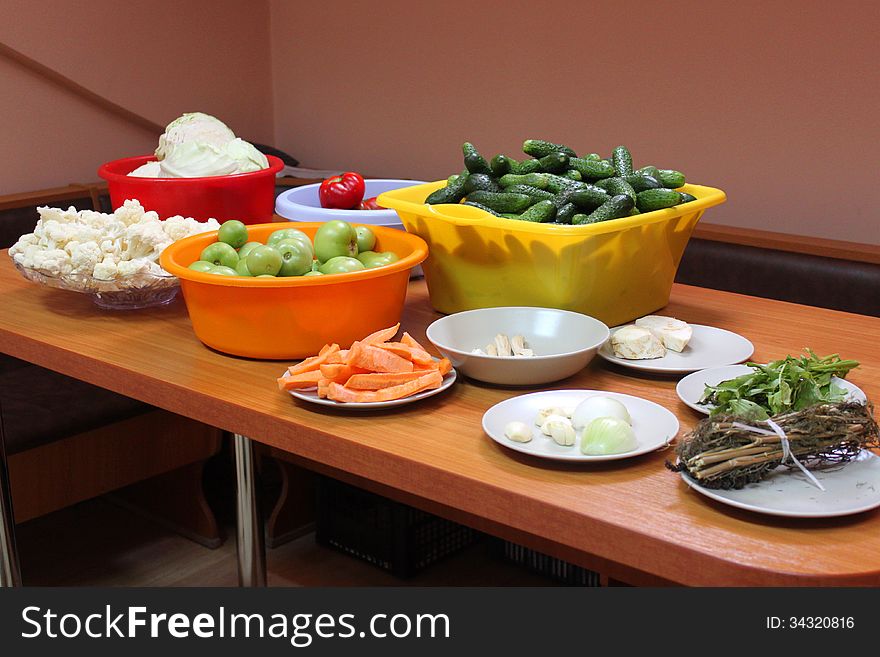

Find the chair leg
[[0, 413, 22, 587], [233, 434, 266, 587]]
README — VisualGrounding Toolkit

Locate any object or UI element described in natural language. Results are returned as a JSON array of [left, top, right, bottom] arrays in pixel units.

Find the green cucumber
[[612, 145, 634, 176], [568, 157, 615, 180], [489, 154, 511, 177], [500, 213, 521, 220], [508, 158, 542, 175], [637, 165, 661, 178], [628, 207, 641, 216], [426, 169, 469, 204], [563, 169, 582, 181], [465, 190, 533, 214], [658, 169, 686, 188], [522, 139, 577, 158], [555, 202, 577, 224], [545, 174, 587, 194], [624, 173, 661, 193], [596, 176, 637, 202], [516, 200, 557, 223], [636, 188, 682, 212], [504, 185, 555, 202], [498, 173, 549, 189], [537, 152, 569, 173], [463, 173, 501, 194], [572, 194, 635, 224], [446, 174, 460, 186], [678, 192, 697, 204], [585, 153, 601, 161], [462, 142, 491, 175], [463, 201, 502, 217], [569, 185, 611, 210]]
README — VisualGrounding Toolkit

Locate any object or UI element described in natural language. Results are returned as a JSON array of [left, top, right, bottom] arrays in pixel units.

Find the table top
[[1, 253, 878, 586]]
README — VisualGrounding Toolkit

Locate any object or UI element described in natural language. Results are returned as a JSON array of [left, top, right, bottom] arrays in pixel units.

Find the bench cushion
[[677, 239, 880, 317]]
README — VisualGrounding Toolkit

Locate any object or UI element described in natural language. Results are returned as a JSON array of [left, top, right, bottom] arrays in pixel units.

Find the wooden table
[[0, 254, 878, 586]]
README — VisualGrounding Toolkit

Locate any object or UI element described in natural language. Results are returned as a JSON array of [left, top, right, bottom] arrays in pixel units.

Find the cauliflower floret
[[93, 256, 119, 280], [113, 199, 152, 226], [67, 241, 103, 274], [161, 215, 220, 241], [15, 247, 72, 276], [8, 232, 37, 257], [116, 258, 152, 278], [120, 221, 171, 261]]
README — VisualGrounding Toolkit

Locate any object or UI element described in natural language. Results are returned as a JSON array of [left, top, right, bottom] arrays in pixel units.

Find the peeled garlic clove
[[504, 421, 532, 443], [535, 407, 567, 426], [486, 343, 497, 356], [540, 415, 573, 444]]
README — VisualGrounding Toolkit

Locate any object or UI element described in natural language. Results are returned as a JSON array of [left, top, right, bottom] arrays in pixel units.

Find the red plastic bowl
[[98, 154, 284, 224]]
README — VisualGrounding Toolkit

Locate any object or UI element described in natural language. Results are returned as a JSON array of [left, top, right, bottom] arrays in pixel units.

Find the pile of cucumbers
[[426, 140, 696, 225]]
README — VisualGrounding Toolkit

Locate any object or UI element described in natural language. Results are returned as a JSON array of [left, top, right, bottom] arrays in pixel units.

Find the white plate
[[286, 367, 456, 410], [598, 324, 753, 374], [676, 364, 867, 415], [482, 390, 679, 462], [681, 450, 880, 518]]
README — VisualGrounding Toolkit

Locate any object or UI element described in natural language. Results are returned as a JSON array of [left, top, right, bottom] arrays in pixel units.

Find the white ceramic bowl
[[275, 178, 427, 229], [426, 307, 610, 386]]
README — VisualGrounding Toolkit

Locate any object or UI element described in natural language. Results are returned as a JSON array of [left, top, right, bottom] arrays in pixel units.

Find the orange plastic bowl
[[160, 223, 428, 359], [98, 155, 284, 224]]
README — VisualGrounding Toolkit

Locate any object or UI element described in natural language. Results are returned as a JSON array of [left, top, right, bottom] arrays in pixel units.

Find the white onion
[[580, 417, 638, 455], [571, 396, 632, 430]]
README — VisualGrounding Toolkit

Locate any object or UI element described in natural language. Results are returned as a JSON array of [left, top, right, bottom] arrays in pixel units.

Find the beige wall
[[2, 1, 876, 244], [269, 0, 879, 245], [0, 0, 273, 193]]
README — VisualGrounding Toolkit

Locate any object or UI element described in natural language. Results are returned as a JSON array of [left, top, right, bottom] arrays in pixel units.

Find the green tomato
[[217, 220, 249, 249], [255, 274, 276, 278], [267, 227, 311, 248], [277, 240, 313, 277], [200, 242, 239, 269], [355, 226, 376, 253], [276, 236, 314, 258], [235, 258, 253, 276], [357, 250, 399, 269], [314, 220, 358, 263], [188, 260, 215, 273], [208, 265, 239, 276], [237, 241, 263, 259], [246, 245, 283, 276], [303, 270, 324, 277], [319, 256, 366, 275]]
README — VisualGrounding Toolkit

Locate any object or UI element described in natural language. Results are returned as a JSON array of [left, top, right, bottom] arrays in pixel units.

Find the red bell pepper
[[319, 172, 365, 209], [359, 196, 381, 210]]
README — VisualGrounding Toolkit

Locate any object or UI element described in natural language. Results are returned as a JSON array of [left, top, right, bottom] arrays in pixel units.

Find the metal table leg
[[0, 406, 22, 587], [233, 433, 266, 587]]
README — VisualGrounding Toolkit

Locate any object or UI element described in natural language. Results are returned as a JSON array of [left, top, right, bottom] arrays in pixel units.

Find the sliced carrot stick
[[378, 342, 434, 365], [400, 331, 430, 353], [319, 363, 368, 384], [326, 382, 377, 403], [287, 344, 340, 375], [362, 323, 400, 345], [373, 370, 443, 401], [344, 370, 428, 390], [324, 349, 349, 365], [347, 342, 414, 373], [277, 369, 324, 390], [318, 343, 333, 356], [436, 357, 452, 376], [317, 379, 330, 398]]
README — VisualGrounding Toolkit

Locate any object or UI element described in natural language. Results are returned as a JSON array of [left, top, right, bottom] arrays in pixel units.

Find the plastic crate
[[315, 476, 479, 578], [493, 539, 601, 586]]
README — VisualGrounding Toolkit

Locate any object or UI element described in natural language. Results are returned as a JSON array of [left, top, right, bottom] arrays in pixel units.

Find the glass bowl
[[13, 260, 179, 310]]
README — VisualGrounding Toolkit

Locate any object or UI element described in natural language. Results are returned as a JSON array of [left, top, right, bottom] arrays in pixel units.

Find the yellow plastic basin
[[378, 182, 726, 327]]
